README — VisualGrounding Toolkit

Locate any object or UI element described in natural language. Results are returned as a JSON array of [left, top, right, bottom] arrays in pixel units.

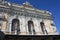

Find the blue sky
[[7, 0, 60, 34]]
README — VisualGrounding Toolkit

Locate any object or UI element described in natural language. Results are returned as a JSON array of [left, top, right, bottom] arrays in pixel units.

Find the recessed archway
[[40, 22, 45, 34], [11, 19, 20, 35], [40, 22, 48, 34], [28, 21, 35, 34]]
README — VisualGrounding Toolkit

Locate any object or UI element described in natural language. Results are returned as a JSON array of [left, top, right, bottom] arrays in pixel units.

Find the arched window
[[40, 22, 48, 34], [11, 19, 20, 35], [28, 21, 35, 34], [40, 22, 45, 34]]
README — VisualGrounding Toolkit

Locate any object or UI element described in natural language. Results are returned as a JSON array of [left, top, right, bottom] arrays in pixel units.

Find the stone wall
[[1, 14, 58, 35]]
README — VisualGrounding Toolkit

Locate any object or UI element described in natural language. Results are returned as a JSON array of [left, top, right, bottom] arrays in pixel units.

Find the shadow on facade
[[3, 35, 60, 40], [0, 31, 5, 40]]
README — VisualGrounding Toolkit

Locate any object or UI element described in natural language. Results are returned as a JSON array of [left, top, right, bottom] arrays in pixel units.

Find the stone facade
[[0, 0, 58, 35]]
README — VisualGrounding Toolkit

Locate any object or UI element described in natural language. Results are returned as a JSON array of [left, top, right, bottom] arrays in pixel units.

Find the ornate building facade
[[0, 0, 58, 35]]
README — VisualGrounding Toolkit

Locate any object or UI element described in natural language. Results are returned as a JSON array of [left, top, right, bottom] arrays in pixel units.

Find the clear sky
[[7, 0, 60, 34]]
